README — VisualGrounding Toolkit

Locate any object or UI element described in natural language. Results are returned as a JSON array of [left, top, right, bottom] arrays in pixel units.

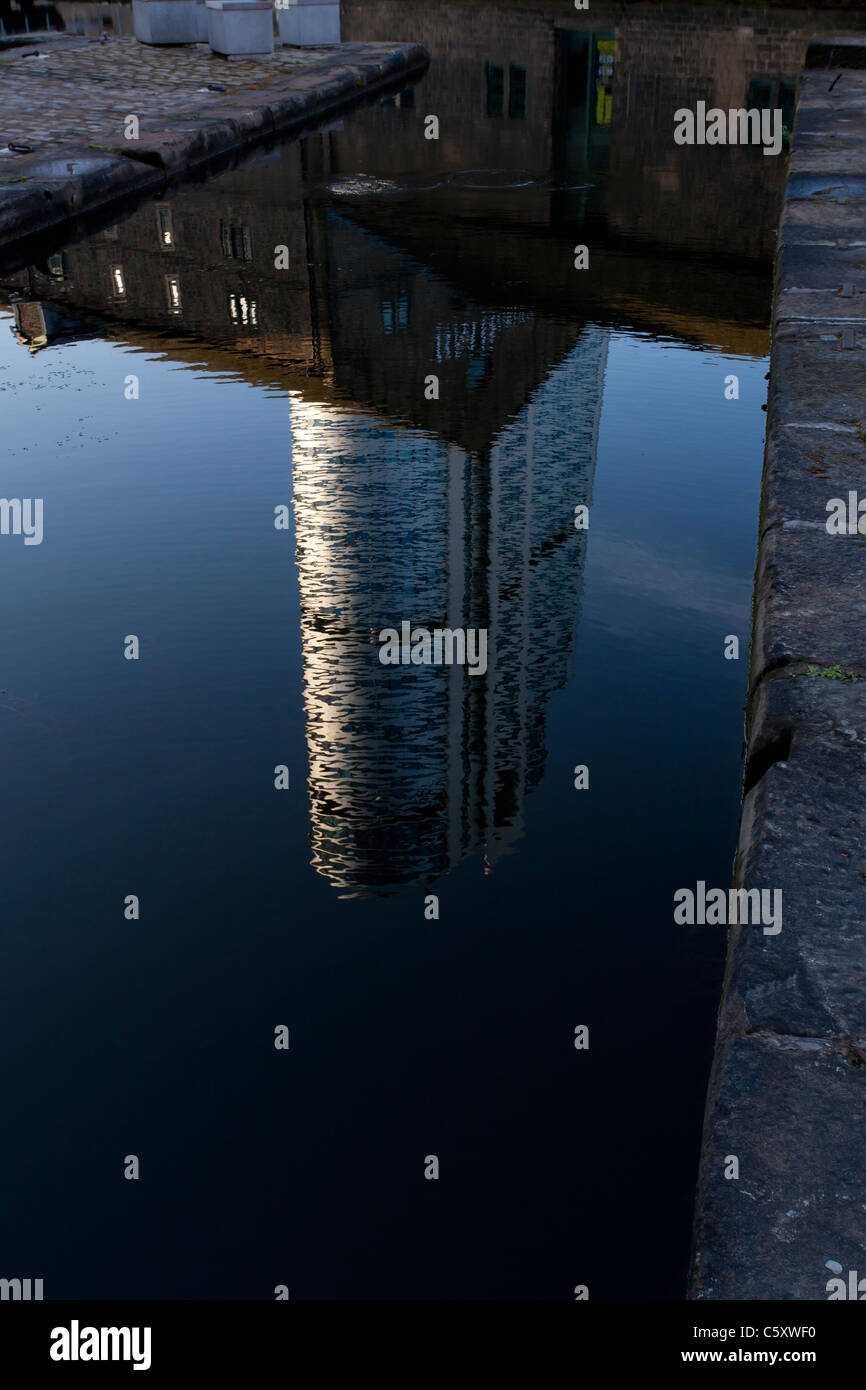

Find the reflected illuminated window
[[228, 293, 259, 329], [157, 207, 174, 248], [165, 275, 182, 314], [110, 266, 126, 297]]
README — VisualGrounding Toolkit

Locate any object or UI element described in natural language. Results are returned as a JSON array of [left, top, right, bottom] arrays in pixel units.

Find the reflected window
[[220, 221, 253, 262], [468, 354, 493, 391], [47, 253, 65, 281], [165, 275, 182, 314], [228, 293, 259, 329], [157, 207, 174, 248], [746, 76, 797, 140], [110, 266, 126, 297], [380, 295, 409, 334], [747, 78, 775, 110], [508, 64, 527, 118], [485, 62, 505, 116]]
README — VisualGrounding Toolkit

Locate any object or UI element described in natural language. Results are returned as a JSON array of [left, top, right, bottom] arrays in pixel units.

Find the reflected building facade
[[291, 327, 608, 895]]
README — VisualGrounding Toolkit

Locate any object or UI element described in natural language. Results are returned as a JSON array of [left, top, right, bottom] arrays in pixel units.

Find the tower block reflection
[[291, 327, 609, 896]]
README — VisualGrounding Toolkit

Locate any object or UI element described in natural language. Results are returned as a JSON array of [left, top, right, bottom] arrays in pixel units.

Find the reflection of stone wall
[[344, 0, 863, 259], [345, 0, 558, 174], [3, 143, 331, 374], [54, 1, 133, 34], [605, 7, 821, 259]]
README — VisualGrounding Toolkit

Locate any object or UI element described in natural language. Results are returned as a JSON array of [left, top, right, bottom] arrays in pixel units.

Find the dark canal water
[[1, 0, 848, 1301]]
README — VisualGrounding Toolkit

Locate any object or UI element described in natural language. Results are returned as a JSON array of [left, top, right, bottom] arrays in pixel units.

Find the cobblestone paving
[[0, 33, 357, 159]]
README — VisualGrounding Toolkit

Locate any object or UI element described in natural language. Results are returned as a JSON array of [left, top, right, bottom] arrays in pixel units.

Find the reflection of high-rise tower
[[293, 326, 609, 896], [292, 398, 455, 895]]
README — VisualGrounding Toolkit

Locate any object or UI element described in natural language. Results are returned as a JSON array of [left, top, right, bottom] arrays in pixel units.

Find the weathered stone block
[[776, 242, 866, 294], [728, 676, 866, 1038], [206, 0, 275, 56], [691, 1033, 866, 1300], [133, 0, 201, 45], [751, 519, 866, 678], [277, 2, 340, 47], [780, 195, 866, 244]]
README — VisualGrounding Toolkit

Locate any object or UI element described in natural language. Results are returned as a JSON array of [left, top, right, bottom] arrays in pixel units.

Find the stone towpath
[[0, 31, 428, 247]]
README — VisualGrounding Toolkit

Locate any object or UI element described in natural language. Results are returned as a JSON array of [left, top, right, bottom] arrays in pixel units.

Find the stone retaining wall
[[690, 36, 866, 1302]]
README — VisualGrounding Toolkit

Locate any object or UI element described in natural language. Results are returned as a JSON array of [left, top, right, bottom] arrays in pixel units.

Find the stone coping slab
[[691, 1031, 866, 1301]]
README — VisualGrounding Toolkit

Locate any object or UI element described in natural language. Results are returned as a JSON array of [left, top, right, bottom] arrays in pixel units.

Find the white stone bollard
[[276, 0, 340, 48], [133, 0, 202, 44], [206, 0, 275, 56]]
